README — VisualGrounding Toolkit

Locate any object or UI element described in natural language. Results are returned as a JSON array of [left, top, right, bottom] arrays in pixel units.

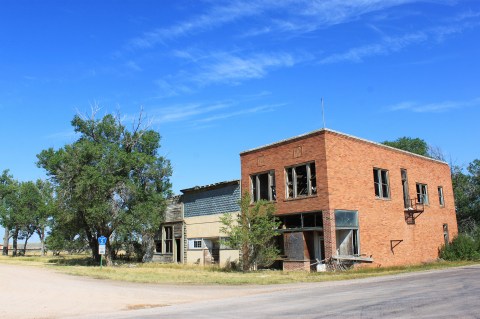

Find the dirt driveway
[[0, 263, 286, 319]]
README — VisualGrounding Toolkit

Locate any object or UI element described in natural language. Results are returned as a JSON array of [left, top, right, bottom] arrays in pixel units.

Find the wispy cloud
[[154, 50, 301, 95], [197, 103, 286, 123], [191, 52, 297, 85], [388, 97, 480, 113], [138, 94, 284, 127], [319, 14, 479, 64], [126, 0, 419, 50], [319, 31, 427, 64]]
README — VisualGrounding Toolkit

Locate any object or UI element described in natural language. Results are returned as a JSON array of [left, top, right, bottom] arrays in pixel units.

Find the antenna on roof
[[321, 97, 326, 129]]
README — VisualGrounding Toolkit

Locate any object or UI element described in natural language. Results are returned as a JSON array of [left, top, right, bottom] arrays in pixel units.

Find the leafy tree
[[453, 160, 480, 232], [220, 192, 280, 271], [382, 137, 430, 157], [37, 111, 172, 265], [35, 179, 56, 255], [0, 170, 15, 255], [15, 181, 43, 255]]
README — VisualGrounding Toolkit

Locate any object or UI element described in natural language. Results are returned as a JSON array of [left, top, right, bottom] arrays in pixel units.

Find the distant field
[[0, 254, 477, 285]]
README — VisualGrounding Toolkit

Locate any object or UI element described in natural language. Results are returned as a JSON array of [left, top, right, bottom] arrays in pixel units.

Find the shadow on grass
[[48, 257, 98, 266]]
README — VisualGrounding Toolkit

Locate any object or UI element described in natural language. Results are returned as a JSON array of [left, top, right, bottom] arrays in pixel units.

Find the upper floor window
[[438, 186, 445, 207], [251, 170, 276, 202], [416, 183, 429, 204], [373, 168, 390, 199], [286, 162, 317, 198]]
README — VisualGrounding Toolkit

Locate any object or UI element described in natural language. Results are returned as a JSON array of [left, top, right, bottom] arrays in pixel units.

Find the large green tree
[[220, 192, 280, 271], [452, 160, 480, 232], [382, 137, 430, 157], [0, 170, 15, 255], [37, 112, 172, 265]]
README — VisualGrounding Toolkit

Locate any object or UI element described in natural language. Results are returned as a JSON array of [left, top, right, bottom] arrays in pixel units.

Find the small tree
[[220, 192, 280, 271]]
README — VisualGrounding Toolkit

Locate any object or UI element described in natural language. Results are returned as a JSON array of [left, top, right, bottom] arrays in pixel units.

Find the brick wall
[[240, 129, 458, 267]]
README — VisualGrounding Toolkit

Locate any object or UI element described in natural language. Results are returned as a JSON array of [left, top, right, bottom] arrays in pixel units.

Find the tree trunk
[[88, 236, 100, 262], [2, 225, 9, 256], [104, 240, 113, 266], [23, 236, 29, 255], [141, 233, 154, 263], [40, 227, 45, 256], [12, 228, 18, 257]]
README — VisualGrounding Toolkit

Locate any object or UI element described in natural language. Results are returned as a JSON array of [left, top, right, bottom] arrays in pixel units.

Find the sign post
[[98, 236, 107, 269]]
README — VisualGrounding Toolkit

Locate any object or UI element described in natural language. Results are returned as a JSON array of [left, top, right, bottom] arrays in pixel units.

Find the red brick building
[[240, 129, 458, 270]]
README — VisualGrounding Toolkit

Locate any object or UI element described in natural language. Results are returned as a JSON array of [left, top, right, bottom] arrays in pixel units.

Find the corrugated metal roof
[[180, 179, 240, 193]]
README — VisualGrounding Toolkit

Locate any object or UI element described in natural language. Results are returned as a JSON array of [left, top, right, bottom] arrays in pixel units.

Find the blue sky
[[1, 1, 479, 202]]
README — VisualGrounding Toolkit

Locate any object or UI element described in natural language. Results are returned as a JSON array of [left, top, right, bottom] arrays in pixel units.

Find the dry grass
[[0, 255, 477, 285]]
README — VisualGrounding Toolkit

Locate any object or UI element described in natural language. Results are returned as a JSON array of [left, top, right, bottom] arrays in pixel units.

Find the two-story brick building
[[240, 128, 458, 270]]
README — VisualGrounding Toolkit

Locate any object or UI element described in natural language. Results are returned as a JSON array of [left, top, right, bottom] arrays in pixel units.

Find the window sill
[[374, 196, 391, 201], [283, 194, 318, 202]]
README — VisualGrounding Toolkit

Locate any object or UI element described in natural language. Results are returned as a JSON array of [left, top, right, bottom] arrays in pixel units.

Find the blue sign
[[98, 236, 107, 245]]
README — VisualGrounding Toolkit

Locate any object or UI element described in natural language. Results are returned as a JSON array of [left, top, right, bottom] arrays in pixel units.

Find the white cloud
[[126, 0, 420, 49], [319, 14, 479, 64], [388, 97, 480, 113], [154, 51, 300, 95], [319, 31, 427, 64], [192, 52, 296, 85]]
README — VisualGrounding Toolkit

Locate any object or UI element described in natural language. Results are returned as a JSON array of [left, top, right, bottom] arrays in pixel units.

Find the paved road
[[1, 263, 479, 319], [104, 265, 480, 319]]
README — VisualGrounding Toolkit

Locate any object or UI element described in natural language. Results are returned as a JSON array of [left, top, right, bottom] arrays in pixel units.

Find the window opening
[[165, 226, 173, 253], [286, 162, 317, 199], [401, 169, 410, 208], [335, 210, 359, 256], [373, 168, 390, 199], [438, 186, 445, 206], [443, 224, 449, 246], [251, 171, 276, 202], [416, 183, 429, 204]]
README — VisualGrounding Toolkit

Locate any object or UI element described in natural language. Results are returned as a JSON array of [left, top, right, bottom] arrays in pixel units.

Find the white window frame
[[188, 238, 204, 250], [285, 162, 317, 199]]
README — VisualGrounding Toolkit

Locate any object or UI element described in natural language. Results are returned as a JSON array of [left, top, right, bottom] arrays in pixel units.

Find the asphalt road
[[105, 265, 480, 319], [1, 263, 479, 318]]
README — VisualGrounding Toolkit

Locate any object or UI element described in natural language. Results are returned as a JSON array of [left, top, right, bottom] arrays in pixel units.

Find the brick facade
[[240, 129, 458, 267]]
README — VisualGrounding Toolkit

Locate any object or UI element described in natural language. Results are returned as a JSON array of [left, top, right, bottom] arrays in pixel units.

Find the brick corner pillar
[[322, 210, 336, 259]]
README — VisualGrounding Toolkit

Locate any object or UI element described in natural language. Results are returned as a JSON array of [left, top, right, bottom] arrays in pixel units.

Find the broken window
[[251, 171, 276, 202], [165, 226, 173, 253], [416, 183, 429, 204], [335, 210, 359, 256], [438, 186, 445, 207], [373, 168, 390, 199], [443, 224, 449, 246], [401, 169, 410, 208], [286, 162, 317, 198], [278, 212, 323, 230]]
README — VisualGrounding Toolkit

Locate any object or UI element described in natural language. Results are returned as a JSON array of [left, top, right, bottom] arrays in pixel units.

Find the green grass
[[0, 254, 477, 285]]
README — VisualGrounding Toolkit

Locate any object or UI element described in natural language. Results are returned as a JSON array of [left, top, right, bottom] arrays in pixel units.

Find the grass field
[[0, 254, 477, 285]]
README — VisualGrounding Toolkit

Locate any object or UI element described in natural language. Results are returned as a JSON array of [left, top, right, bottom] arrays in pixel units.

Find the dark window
[[438, 186, 445, 206], [373, 168, 390, 199], [416, 183, 429, 204], [165, 226, 173, 253], [251, 171, 276, 202], [285, 162, 317, 199]]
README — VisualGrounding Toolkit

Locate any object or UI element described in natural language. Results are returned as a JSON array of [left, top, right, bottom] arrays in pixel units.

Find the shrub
[[440, 233, 480, 261]]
